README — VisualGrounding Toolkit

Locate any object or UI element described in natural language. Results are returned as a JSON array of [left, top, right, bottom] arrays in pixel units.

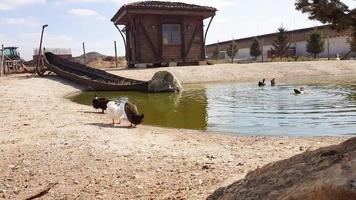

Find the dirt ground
[[1, 60, 355, 199]]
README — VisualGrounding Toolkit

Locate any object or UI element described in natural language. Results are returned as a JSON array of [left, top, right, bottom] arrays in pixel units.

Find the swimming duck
[[106, 99, 125, 124], [258, 79, 266, 87], [124, 101, 144, 127], [92, 95, 110, 113], [271, 78, 276, 86], [294, 87, 304, 94]]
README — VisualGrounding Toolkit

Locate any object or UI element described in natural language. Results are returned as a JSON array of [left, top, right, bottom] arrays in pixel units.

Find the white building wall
[[241, 36, 350, 60], [295, 41, 307, 57], [237, 48, 252, 59], [236, 45, 274, 61], [322, 36, 351, 57], [207, 36, 351, 60], [295, 36, 350, 58], [262, 45, 273, 61]]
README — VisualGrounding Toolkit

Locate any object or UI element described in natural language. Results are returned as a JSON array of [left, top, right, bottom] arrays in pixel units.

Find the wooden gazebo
[[111, 1, 216, 67]]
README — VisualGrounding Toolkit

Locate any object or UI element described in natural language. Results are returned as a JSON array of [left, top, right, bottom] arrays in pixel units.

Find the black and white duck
[[271, 78, 276, 86], [92, 94, 110, 113], [294, 87, 304, 94]]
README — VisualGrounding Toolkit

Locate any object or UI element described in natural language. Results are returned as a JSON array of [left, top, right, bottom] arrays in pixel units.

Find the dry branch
[[25, 182, 58, 200]]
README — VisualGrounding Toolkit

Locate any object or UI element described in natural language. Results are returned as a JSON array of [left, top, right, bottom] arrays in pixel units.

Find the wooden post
[[82, 42, 86, 66], [294, 41, 297, 61], [36, 24, 48, 75], [41, 47, 46, 70], [203, 15, 215, 61], [216, 40, 220, 60], [114, 41, 118, 68], [114, 25, 127, 61], [203, 15, 215, 44], [0, 44, 4, 76], [327, 35, 330, 60], [260, 39, 264, 62], [231, 38, 235, 63], [323, 26, 330, 60]]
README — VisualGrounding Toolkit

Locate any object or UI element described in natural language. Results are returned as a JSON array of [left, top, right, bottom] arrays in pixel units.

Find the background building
[[111, 1, 216, 67], [206, 25, 352, 61], [33, 48, 72, 62]]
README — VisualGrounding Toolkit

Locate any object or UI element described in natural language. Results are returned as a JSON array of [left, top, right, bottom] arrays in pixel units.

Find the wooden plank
[[200, 20, 205, 60], [180, 17, 185, 62], [137, 17, 142, 62], [139, 19, 159, 60], [127, 9, 215, 19], [159, 16, 163, 62], [132, 18, 137, 63], [126, 22, 132, 63], [184, 20, 200, 59]]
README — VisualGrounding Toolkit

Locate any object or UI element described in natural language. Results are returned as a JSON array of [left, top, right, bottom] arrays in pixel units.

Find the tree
[[212, 43, 220, 60], [306, 32, 325, 59], [271, 26, 290, 58], [295, 0, 356, 52], [227, 40, 239, 63], [250, 38, 261, 59]]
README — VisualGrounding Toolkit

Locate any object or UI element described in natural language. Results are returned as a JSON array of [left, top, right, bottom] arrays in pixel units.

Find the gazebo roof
[[111, 1, 217, 24]]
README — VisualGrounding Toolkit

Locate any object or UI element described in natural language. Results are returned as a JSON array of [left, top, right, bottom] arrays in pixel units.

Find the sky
[[0, 0, 355, 60]]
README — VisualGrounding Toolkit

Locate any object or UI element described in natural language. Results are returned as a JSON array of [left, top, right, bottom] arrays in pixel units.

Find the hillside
[[71, 52, 126, 69]]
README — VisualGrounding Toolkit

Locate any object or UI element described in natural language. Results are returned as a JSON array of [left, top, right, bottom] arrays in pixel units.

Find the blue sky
[[0, 0, 355, 60]]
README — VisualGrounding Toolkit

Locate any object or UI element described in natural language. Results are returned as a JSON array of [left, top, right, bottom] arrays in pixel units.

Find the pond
[[70, 79, 356, 136]]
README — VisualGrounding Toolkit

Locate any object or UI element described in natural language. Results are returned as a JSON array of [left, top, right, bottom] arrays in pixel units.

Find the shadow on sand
[[86, 123, 134, 129], [79, 111, 104, 114], [42, 75, 87, 91]]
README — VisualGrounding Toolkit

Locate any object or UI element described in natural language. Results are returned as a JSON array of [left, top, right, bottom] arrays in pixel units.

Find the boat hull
[[44, 52, 148, 91]]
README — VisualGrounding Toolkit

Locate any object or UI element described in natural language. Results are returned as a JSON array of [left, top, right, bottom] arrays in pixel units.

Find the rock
[[148, 71, 182, 93], [202, 163, 215, 170], [207, 137, 356, 200]]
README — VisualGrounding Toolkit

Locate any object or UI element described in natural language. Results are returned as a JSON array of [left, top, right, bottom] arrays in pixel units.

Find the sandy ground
[[0, 61, 355, 199]]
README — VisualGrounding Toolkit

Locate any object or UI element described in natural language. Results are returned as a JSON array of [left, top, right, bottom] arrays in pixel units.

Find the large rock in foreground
[[207, 137, 356, 200], [148, 71, 182, 93]]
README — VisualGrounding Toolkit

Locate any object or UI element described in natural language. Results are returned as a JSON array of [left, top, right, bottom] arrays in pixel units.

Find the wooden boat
[[44, 52, 148, 91]]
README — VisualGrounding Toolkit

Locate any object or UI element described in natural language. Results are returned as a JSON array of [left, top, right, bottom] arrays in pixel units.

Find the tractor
[[1, 47, 25, 73]]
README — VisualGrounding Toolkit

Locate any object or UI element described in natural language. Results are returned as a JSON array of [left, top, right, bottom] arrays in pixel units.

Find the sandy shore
[[0, 61, 354, 199]]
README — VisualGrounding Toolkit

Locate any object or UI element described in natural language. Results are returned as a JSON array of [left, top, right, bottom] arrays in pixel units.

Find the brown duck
[[124, 101, 144, 127]]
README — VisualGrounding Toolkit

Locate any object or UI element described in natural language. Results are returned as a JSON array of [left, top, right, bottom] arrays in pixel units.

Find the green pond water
[[70, 79, 356, 136]]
